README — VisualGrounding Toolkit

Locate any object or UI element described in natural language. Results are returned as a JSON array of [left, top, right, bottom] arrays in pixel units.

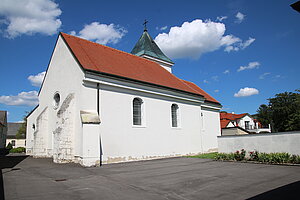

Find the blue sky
[[0, 0, 299, 122]]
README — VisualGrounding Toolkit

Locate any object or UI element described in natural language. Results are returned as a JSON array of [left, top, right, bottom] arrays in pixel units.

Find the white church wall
[[201, 106, 221, 152], [33, 107, 49, 157], [27, 35, 85, 162], [26, 107, 39, 155], [81, 124, 101, 166], [97, 83, 206, 164]]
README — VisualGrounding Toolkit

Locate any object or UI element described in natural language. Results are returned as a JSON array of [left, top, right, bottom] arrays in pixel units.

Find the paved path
[[1, 155, 300, 200]]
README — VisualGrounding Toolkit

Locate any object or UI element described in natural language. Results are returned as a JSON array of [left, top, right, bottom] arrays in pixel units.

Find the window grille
[[133, 98, 142, 125], [171, 104, 179, 127]]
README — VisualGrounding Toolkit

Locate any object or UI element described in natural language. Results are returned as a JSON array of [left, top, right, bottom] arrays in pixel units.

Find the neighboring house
[[220, 112, 271, 135], [6, 122, 26, 148], [26, 30, 222, 167], [0, 111, 8, 149]]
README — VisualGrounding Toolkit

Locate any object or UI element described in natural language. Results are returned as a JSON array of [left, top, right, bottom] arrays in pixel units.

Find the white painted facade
[[235, 115, 271, 133], [6, 139, 26, 148], [26, 35, 221, 166]]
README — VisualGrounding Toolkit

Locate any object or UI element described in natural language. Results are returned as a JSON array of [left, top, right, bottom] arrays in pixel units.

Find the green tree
[[256, 90, 300, 132], [256, 104, 272, 127], [16, 117, 27, 139]]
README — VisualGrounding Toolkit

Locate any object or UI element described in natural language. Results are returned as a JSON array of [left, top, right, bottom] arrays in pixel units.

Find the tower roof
[[131, 30, 174, 64]]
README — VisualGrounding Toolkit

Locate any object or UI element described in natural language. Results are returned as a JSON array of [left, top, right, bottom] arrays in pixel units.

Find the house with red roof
[[26, 29, 222, 166], [220, 112, 271, 135]]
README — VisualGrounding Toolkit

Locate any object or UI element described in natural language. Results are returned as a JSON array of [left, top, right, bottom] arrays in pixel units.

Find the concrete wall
[[218, 131, 300, 155], [222, 127, 248, 136]]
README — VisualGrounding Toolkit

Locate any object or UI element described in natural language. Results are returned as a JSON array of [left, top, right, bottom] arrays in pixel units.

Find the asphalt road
[[1, 154, 300, 200]]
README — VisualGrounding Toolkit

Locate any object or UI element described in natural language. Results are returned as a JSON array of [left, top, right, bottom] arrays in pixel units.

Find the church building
[[26, 28, 222, 166]]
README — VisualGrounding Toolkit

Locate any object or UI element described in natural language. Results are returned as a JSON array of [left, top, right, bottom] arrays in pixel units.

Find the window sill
[[171, 127, 182, 130], [132, 125, 147, 128]]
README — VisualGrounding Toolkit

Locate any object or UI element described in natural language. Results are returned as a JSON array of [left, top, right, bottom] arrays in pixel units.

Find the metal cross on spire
[[143, 19, 148, 31]]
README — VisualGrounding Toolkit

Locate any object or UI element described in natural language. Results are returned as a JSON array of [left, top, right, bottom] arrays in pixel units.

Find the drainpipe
[[97, 83, 102, 166]]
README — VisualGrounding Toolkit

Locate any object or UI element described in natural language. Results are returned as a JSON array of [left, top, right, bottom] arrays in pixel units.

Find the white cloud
[[216, 16, 228, 22], [235, 12, 245, 23], [0, 0, 62, 38], [71, 22, 127, 45], [214, 89, 219, 93], [223, 69, 230, 74], [234, 87, 259, 97], [28, 71, 45, 87], [224, 37, 255, 52], [154, 19, 254, 59], [237, 61, 260, 72], [203, 79, 209, 84], [156, 26, 168, 31], [259, 72, 271, 79], [0, 91, 38, 106]]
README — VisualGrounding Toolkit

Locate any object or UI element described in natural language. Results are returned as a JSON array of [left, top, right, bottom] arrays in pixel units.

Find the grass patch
[[189, 152, 218, 159]]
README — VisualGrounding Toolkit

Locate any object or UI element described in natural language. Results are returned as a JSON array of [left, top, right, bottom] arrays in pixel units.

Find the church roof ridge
[[60, 32, 164, 68]]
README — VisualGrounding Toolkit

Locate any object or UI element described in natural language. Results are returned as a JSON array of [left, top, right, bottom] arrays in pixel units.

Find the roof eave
[[84, 69, 204, 98]]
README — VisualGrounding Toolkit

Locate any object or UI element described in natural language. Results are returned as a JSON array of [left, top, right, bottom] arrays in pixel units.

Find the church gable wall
[[27, 35, 85, 161]]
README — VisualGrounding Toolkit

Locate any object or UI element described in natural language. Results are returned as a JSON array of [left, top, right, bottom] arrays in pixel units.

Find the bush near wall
[[215, 149, 300, 164], [9, 147, 26, 153]]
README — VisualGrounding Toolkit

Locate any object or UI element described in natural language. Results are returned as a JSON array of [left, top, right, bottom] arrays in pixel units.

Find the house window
[[245, 121, 250, 130], [171, 104, 179, 127], [133, 98, 143, 125], [11, 140, 16, 146]]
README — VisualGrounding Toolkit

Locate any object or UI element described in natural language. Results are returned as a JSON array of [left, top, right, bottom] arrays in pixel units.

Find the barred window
[[133, 98, 142, 125], [171, 104, 179, 127]]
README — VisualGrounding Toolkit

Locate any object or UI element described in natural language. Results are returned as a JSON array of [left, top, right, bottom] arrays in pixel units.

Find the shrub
[[258, 153, 270, 163], [249, 150, 259, 161], [270, 153, 290, 164], [215, 151, 300, 165], [290, 155, 300, 164], [234, 149, 246, 161], [215, 153, 235, 161], [9, 147, 26, 153], [215, 153, 227, 160]]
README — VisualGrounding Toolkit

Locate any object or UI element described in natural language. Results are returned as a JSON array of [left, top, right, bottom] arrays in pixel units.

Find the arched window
[[171, 104, 179, 127], [133, 98, 143, 125], [53, 92, 60, 109]]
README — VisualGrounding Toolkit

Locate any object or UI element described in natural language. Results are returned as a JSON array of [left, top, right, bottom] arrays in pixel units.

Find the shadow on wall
[[247, 181, 300, 200], [0, 154, 29, 200]]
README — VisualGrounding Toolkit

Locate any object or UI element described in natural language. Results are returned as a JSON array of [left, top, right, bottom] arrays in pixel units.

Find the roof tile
[[60, 33, 220, 104]]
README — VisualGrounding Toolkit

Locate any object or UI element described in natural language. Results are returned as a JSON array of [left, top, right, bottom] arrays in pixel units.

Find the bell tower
[[131, 20, 174, 73]]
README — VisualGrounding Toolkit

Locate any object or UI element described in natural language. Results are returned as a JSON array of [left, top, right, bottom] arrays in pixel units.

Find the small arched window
[[133, 98, 143, 125], [53, 92, 60, 109], [171, 104, 179, 127]]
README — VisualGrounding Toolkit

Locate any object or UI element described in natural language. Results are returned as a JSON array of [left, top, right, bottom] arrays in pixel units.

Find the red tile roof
[[220, 112, 247, 121], [180, 80, 219, 103], [60, 33, 220, 104], [220, 113, 248, 129], [220, 119, 231, 129]]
